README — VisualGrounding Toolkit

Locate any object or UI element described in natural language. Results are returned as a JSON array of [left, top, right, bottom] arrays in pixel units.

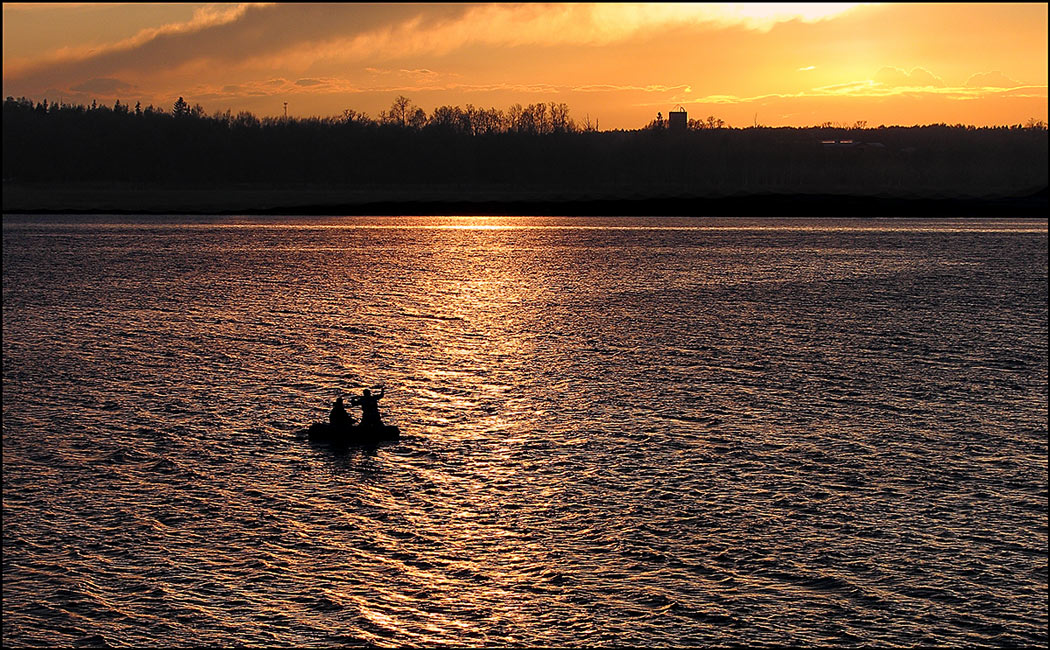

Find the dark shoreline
[[3, 184, 1046, 218], [244, 192, 1049, 218]]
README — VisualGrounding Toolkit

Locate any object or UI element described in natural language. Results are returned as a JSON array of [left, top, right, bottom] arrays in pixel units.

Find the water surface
[[3, 216, 1047, 647]]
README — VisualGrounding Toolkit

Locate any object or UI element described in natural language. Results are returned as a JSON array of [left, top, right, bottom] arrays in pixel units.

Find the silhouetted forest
[[3, 95, 1047, 208]]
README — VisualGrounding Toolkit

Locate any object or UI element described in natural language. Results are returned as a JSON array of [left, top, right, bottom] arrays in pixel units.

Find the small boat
[[306, 421, 400, 445]]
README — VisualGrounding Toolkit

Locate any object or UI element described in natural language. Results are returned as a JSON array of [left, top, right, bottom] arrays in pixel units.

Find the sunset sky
[[3, 3, 1047, 129]]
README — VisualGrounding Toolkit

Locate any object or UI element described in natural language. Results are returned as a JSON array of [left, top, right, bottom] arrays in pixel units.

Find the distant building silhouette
[[669, 106, 687, 131]]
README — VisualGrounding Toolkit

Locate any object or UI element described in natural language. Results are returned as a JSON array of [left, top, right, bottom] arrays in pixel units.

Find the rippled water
[[3, 216, 1047, 648]]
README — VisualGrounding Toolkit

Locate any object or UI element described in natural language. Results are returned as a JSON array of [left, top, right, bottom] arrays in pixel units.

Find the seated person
[[329, 396, 354, 427]]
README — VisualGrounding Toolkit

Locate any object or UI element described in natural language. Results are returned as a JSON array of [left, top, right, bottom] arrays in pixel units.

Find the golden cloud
[[965, 71, 1022, 88], [873, 66, 945, 88], [4, 3, 870, 95]]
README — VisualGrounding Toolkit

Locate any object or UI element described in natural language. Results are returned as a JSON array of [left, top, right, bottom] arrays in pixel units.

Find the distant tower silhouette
[[669, 105, 687, 131], [283, 102, 288, 119]]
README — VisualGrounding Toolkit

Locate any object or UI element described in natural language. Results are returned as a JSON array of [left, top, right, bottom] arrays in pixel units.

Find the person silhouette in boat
[[329, 396, 354, 428], [350, 387, 385, 428]]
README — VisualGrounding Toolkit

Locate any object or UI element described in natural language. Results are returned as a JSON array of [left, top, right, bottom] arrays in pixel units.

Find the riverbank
[[3, 182, 1046, 217]]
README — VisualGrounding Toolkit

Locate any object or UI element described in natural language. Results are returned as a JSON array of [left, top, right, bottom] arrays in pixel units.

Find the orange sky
[[3, 3, 1047, 129]]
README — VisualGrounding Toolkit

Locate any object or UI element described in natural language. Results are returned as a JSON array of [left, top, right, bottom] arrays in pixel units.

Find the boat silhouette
[[305, 421, 400, 446]]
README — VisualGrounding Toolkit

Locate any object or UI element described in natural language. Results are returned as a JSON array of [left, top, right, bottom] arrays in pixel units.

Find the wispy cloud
[[400, 68, 438, 77], [70, 77, 136, 94], [965, 71, 1021, 88], [641, 67, 1046, 108], [3, 4, 447, 89], [873, 66, 945, 88], [190, 77, 598, 102], [4, 3, 869, 95], [572, 84, 692, 94], [6, 3, 266, 72]]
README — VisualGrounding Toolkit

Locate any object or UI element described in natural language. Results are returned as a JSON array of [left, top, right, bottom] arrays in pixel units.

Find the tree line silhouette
[[3, 94, 1047, 197]]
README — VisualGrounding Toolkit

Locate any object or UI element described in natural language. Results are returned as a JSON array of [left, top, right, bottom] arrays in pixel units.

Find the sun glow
[[667, 3, 872, 30]]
